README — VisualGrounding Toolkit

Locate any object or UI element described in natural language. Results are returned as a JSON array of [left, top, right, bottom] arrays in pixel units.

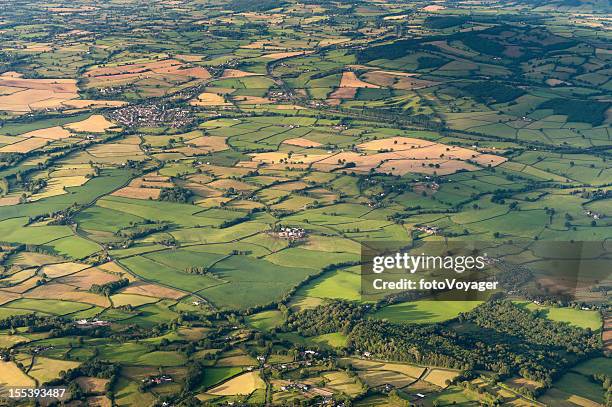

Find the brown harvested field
[[282, 138, 322, 148], [0, 196, 21, 206], [206, 371, 265, 396], [121, 281, 186, 300], [240, 40, 285, 49], [195, 196, 232, 208], [4, 269, 36, 285], [0, 290, 21, 306], [208, 179, 257, 191], [471, 153, 507, 167], [221, 69, 262, 78], [129, 177, 174, 189], [357, 137, 506, 174], [189, 136, 228, 151], [199, 164, 252, 177], [423, 4, 445, 11], [329, 87, 357, 99], [142, 175, 171, 182], [0, 74, 78, 113], [40, 262, 90, 278], [11, 252, 63, 267], [86, 396, 112, 407], [378, 158, 478, 175], [75, 377, 109, 394], [96, 261, 128, 274], [235, 161, 260, 169], [393, 145, 474, 160], [30, 176, 91, 201], [176, 54, 205, 62], [168, 146, 212, 156], [276, 104, 302, 110], [111, 186, 161, 200], [185, 183, 223, 198], [65, 115, 117, 133], [344, 358, 426, 378], [24, 283, 111, 307], [251, 151, 330, 165], [172, 67, 211, 79], [191, 92, 231, 107], [56, 267, 121, 289], [0, 137, 48, 153], [271, 181, 309, 191], [111, 293, 159, 307], [0, 361, 36, 387], [84, 59, 209, 88], [85, 59, 181, 77], [0, 86, 22, 95], [312, 150, 372, 166], [422, 368, 458, 388], [20, 126, 72, 140], [117, 135, 141, 145], [362, 71, 437, 90], [135, 180, 173, 188], [262, 51, 310, 60], [358, 136, 435, 151], [251, 136, 501, 176], [339, 71, 379, 88], [3, 277, 42, 293], [186, 173, 214, 184]]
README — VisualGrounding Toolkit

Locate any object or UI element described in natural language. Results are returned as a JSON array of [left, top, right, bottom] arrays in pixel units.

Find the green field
[[373, 300, 483, 324], [517, 302, 602, 330]]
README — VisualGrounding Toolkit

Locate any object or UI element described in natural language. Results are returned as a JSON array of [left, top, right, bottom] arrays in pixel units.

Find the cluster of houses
[[31, 345, 54, 354], [415, 225, 440, 235], [268, 90, 291, 101], [99, 86, 126, 97], [272, 227, 307, 240], [279, 381, 334, 399], [280, 382, 310, 392], [109, 104, 193, 128], [142, 375, 173, 386]]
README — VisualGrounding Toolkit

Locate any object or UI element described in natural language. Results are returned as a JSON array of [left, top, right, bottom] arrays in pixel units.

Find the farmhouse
[[272, 227, 307, 240], [143, 375, 173, 386], [76, 319, 111, 328], [416, 225, 440, 235]]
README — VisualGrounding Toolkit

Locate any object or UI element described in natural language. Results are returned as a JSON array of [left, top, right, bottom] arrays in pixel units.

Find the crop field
[[0, 0, 608, 405], [205, 371, 265, 396]]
